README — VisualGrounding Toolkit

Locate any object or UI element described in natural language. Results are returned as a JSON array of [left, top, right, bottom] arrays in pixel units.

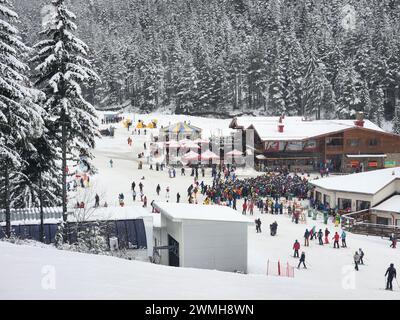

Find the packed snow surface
[[1, 113, 399, 299]]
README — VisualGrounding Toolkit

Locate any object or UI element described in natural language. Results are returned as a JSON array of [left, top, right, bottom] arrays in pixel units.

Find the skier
[[304, 229, 310, 247], [332, 231, 340, 248], [341, 230, 347, 248], [181, 167, 185, 176], [132, 189, 136, 201], [297, 251, 307, 269], [156, 184, 161, 196], [324, 228, 330, 244], [139, 182, 144, 193], [176, 192, 181, 203], [358, 248, 364, 265], [354, 251, 360, 271], [109, 159, 113, 168], [255, 218, 262, 233], [293, 240, 300, 258], [317, 229, 324, 245], [94, 194, 100, 208], [131, 181, 136, 191], [166, 186, 170, 199], [385, 263, 397, 291]]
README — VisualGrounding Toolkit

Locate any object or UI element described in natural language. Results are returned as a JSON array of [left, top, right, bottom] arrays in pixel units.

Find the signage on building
[[350, 160, 359, 167], [385, 161, 397, 168], [368, 161, 378, 167]]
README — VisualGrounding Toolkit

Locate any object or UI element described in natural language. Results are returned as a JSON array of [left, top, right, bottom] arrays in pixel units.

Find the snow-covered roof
[[346, 154, 387, 158], [373, 195, 400, 213], [232, 116, 385, 141], [310, 167, 400, 195], [154, 202, 253, 223]]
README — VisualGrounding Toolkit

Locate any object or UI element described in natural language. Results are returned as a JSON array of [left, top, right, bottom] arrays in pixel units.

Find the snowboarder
[[293, 240, 300, 258], [333, 232, 340, 248], [156, 184, 161, 196], [354, 251, 360, 271], [255, 218, 262, 233], [304, 229, 310, 246], [385, 263, 397, 291], [297, 251, 307, 269], [358, 248, 364, 265], [341, 230, 347, 248]]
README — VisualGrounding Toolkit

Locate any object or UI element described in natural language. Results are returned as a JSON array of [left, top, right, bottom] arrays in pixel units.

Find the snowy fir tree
[[31, 0, 100, 220], [0, 0, 45, 237], [393, 102, 400, 134]]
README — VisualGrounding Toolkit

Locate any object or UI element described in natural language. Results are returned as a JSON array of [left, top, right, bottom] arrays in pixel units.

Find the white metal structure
[[153, 202, 252, 273]]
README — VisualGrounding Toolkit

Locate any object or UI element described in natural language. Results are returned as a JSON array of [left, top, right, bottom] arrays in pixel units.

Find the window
[[326, 137, 343, 146], [356, 200, 370, 211], [368, 138, 379, 146], [338, 198, 352, 210], [347, 139, 360, 147]]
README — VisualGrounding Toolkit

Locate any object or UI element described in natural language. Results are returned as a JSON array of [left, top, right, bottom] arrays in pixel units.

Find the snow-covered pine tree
[[392, 102, 400, 134], [0, 0, 45, 237], [31, 0, 100, 221]]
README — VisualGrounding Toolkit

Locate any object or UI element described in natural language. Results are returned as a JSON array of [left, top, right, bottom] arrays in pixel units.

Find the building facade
[[230, 114, 400, 173]]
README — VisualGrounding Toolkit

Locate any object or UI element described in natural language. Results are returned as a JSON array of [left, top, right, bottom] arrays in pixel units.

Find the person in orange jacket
[[332, 231, 340, 248]]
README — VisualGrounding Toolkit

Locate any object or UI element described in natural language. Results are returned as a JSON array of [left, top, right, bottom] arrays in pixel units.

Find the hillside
[[13, 0, 400, 123]]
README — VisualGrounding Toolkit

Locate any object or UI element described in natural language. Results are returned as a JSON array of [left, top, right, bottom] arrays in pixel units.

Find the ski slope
[[1, 113, 399, 299]]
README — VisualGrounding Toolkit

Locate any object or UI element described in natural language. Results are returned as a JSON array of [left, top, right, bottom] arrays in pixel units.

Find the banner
[[350, 160, 359, 167], [368, 161, 378, 167], [265, 141, 279, 152], [304, 139, 317, 151]]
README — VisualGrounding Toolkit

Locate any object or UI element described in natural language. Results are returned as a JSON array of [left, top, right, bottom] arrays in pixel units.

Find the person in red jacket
[[293, 240, 300, 258], [324, 228, 330, 244], [242, 201, 247, 215], [332, 231, 340, 248]]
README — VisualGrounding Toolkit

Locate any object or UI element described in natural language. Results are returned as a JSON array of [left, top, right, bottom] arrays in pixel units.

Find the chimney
[[278, 124, 284, 133], [354, 111, 365, 127]]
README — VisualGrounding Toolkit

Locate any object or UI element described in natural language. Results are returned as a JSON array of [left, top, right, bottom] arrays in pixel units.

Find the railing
[[341, 209, 400, 237], [0, 207, 64, 223]]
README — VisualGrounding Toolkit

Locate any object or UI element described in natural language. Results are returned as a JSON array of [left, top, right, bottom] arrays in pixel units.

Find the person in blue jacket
[[341, 230, 347, 248]]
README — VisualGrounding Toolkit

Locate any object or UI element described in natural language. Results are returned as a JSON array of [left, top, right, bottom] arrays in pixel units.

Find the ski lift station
[[152, 202, 252, 273]]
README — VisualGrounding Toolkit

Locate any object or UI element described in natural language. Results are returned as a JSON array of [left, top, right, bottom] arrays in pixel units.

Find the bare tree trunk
[[4, 163, 10, 238], [61, 109, 67, 223]]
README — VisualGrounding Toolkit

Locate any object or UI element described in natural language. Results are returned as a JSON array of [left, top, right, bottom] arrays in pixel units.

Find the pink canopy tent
[[165, 140, 180, 148], [181, 141, 201, 149], [181, 150, 200, 161], [200, 150, 220, 161], [193, 138, 210, 144], [226, 149, 243, 157]]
